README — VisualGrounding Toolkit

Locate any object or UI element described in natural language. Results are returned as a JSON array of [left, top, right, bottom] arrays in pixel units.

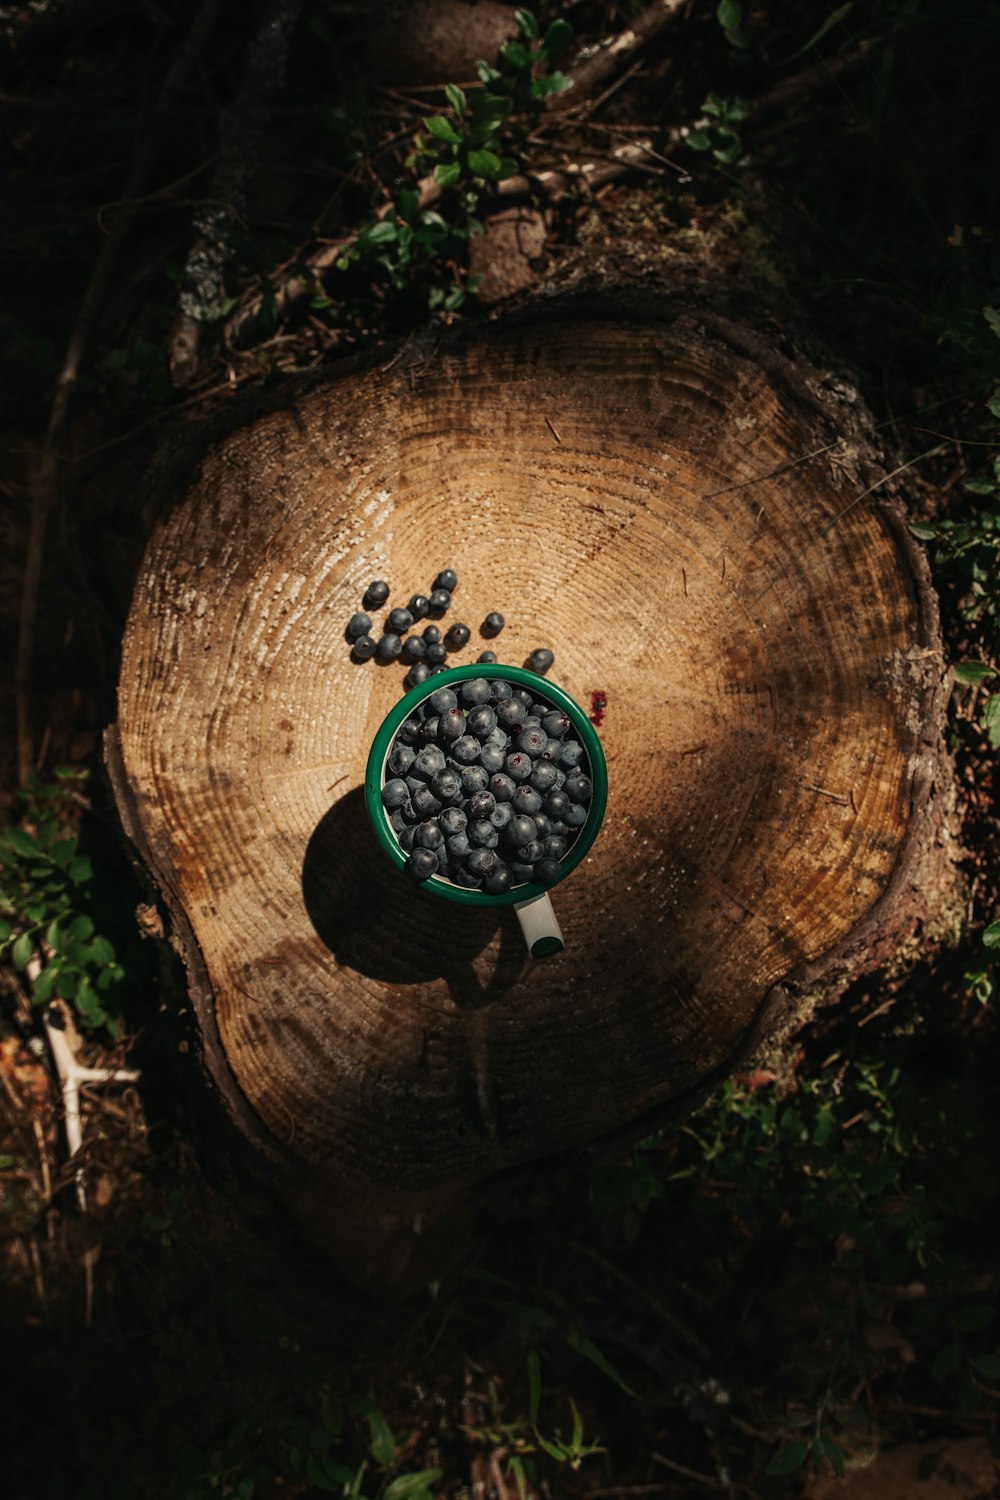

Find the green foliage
[[686, 94, 749, 168], [0, 770, 128, 1031]]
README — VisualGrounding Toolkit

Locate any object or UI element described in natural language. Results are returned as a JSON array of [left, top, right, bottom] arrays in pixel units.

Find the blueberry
[[423, 624, 442, 645], [511, 785, 543, 816], [440, 806, 467, 836], [505, 814, 537, 847], [429, 687, 459, 714], [397, 825, 417, 853], [460, 765, 489, 796], [543, 834, 568, 860], [467, 820, 499, 849], [541, 737, 564, 761], [543, 789, 570, 819], [534, 857, 562, 886], [483, 863, 513, 895], [446, 622, 471, 650], [516, 838, 545, 864], [522, 715, 543, 732], [564, 772, 592, 803], [529, 760, 558, 792], [381, 778, 410, 809], [418, 716, 440, 745], [396, 715, 422, 744], [414, 745, 447, 779], [408, 594, 431, 620], [388, 742, 416, 776], [387, 607, 414, 634], [431, 767, 462, 802], [377, 633, 403, 660], [404, 775, 424, 796], [542, 711, 571, 739], [389, 806, 407, 833], [479, 744, 507, 774], [517, 727, 548, 759], [467, 705, 497, 739], [490, 773, 516, 802], [455, 867, 483, 888], [490, 679, 514, 701], [434, 568, 458, 591], [459, 677, 491, 706], [512, 688, 533, 707], [351, 635, 376, 662], [505, 752, 533, 782], [478, 651, 497, 664], [406, 663, 430, 687], [496, 698, 526, 729], [451, 734, 482, 764], [446, 832, 471, 861], [560, 741, 585, 769], [563, 802, 588, 828], [364, 579, 389, 607], [402, 636, 427, 662], [426, 643, 448, 665], [429, 588, 451, 613], [467, 847, 498, 876], [405, 847, 438, 882], [439, 707, 466, 741], [348, 611, 372, 638], [528, 648, 554, 674], [468, 789, 496, 820], [532, 813, 551, 837], [509, 861, 536, 884], [411, 784, 442, 818], [490, 802, 513, 829], [415, 820, 444, 850], [482, 611, 505, 636]]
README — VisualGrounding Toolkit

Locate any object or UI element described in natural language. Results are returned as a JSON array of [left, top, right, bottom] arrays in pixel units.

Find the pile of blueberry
[[347, 569, 555, 688], [380, 678, 593, 892]]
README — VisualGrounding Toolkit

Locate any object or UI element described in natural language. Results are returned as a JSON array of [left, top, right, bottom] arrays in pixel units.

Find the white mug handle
[[513, 891, 564, 958]]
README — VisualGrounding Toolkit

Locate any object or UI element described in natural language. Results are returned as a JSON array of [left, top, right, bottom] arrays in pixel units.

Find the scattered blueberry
[[482, 611, 505, 636], [528, 648, 554, 674], [408, 594, 431, 620], [388, 606, 414, 634], [352, 635, 376, 662], [402, 636, 427, 662], [429, 588, 451, 613], [435, 568, 458, 591], [348, 611, 372, 638], [406, 663, 430, 687], [446, 622, 471, 650], [426, 642, 448, 665], [478, 651, 498, 664], [365, 580, 389, 607], [376, 633, 403, 661], [423, 624, 442, 645]]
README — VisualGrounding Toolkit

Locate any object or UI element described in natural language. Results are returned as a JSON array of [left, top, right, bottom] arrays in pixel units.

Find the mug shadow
[[301, 786, 527, 1010]]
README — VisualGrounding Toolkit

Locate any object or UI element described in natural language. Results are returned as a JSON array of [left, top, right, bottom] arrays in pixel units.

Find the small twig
[[549, 0, 689, 114], [32, 1117, 55, 1243]]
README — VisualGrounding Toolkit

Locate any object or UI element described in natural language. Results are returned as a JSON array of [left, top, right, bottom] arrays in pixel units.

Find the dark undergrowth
[[1, 2, 998, 1496]]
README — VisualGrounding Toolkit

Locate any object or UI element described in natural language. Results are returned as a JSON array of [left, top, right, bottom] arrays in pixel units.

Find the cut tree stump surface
[[108, 299, 949, 1206]]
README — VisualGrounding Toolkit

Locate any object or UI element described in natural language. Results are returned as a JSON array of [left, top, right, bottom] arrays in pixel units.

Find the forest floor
[[1, 2, 999, 1498]]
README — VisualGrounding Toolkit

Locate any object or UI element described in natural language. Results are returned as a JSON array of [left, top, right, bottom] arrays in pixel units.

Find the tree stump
[[106, 282, 953, 1284]]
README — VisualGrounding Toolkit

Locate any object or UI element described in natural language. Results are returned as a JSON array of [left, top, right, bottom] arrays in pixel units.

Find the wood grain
[[110, 307, 947, 1209]]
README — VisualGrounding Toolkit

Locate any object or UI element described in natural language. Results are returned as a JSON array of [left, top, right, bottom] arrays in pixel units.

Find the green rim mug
[[364, 664, 608, 958]]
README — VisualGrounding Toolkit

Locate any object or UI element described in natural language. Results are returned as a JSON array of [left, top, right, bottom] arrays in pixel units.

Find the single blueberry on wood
[[377, 633, 403, 660], [482, 611, 505, 636], [387, 606, 414, 634], [434, 568, 458, 592], [408, 594, 431, 620], [426, 642, 448, 665], [528, 648, 554, 674], [402, 636, 427, 661], [446, 622, 471, 650], [478, 651, 498, 664], [364, 579, 389, 607], [351, 635, 376, 662], [423, 624, 442, 644], [429, 588, 451, 613], [406, 663, 430, 687], [348, 612, 372, 638]]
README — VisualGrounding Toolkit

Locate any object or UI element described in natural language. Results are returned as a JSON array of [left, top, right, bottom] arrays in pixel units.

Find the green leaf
[[527, 1349, 541, 1426], [687, 126, 713, 152], [31, 966, 58, 1004], [365, 220, 399, 246], [444, 84, 467, 116], [68, 856, 93, 884], [767, 1441, 808, 1475], [983, 306, 1000, 339], [69, 913, 95, 942], [812, 1436, 846, 1476], [565, 1325, 638, 1396], [3, 829, 40, 859], [542, 18, 573, 58], [467, 148, 503, 178], [964, 475, 996, 495], [476, 60, 501, 84], [91, 934, 116, 965], [796, 3, 855, 56], [954, 1304, 995, 1332], [909, 522, 937, 539], [983, 920, 1000, 949], [986, 387, 1000, 420], [717, 0, 743, 30], [981, 695, 1000, 749], [12, 932, 34, 972], [500, 40, 532, 69], [931, 1340, 960, 1380], [423, 115, 462, 144], [367, 1408, 396, 1466], [531, 72, 572, 97], [443, 285, 465, 312], [954, 661, 996, 684], [433, 161, 461, 187], [382, 1471, 444, 1500], [972, 1353, 1000, 1379], [514, 8, 539, 39], [397, 188, 419, 222]]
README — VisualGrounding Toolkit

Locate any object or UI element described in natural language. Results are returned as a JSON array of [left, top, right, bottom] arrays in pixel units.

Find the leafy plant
[[0, 769, 128, 1031], [686, 94, 749, 168]]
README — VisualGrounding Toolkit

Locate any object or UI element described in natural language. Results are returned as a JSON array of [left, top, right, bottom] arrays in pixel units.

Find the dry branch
[[547, 0, 689, 113]]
